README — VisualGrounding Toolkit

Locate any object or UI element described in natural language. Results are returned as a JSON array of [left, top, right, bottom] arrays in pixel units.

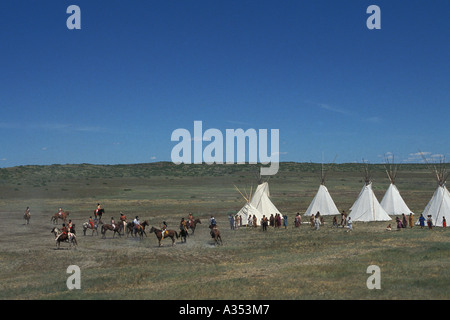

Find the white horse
[[82, 221, 99, 236]]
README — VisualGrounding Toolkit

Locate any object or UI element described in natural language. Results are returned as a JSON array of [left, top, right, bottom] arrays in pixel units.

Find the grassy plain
[[0, 162, 449, 300]]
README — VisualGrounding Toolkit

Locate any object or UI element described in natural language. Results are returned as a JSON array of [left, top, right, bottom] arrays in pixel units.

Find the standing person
[[340, 210, 347, 227], [261, 215, 268, 231], [396, 217, 403, 231], [402, 214, 407, 228], [427, 215, 433, 229], [409, 213, 414, 228], [276, 213, 281, 229], [269, 214, 274, 227], [253, 215, 257, 228], [247, 215, 253, 227], [314, 213, 321, 230], [283, 214, 288, 229], [443, 217, 447, 228], [295, 213, 301, 228], [332, 216, 338, 228], [418, 214, 426, 228], [228, 214, 235, 230]]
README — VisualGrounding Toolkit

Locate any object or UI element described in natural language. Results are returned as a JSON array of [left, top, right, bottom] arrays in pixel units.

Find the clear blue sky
[[0, 0, 449, 167]]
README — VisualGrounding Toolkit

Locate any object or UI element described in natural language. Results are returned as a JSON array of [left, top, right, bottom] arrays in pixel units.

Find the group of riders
[[48, 203, 206, 241], [26, 202, 218, 245]]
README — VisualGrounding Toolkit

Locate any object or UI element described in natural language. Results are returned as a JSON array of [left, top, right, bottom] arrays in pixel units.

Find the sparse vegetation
[[0, 162, 448, 300]]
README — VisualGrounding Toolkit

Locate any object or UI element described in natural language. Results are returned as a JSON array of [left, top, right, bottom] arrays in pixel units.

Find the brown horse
[[149, 226, 178, 247], [23, 212, 30, 225], [126, 220, 150, 238], [187, 218, 201, 235], [209, 225, 222, 246], [51, 227, 77, 249], [51, 211, 69, 224], [101, 223, 121, 238]]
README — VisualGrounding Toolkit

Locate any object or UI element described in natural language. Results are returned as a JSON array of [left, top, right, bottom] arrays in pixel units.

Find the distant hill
[[0, 161, 432, 184]]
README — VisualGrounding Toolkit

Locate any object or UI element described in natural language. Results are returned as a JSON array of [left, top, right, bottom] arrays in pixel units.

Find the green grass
[[0, 162, 449, 300]]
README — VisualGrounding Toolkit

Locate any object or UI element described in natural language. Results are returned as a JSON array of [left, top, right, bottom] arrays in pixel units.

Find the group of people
[[44, 202, 448, 245], [227, 213, 288, 231], [385, 213, 447, 231]]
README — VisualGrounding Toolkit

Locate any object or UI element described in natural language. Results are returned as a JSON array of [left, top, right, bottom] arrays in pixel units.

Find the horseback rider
[[111, 217, 116, 230], [56, 223, 69, 241], [161, 221, 168, 239], [120, 212, 127, 232], [180, 218, 187, 232], [58, 207, 64, 217], [67, 219, 74, 233], [188, 212, 193, 228], [89, 216, 95, 230], [133, 216, 140, 232], [25, 206, 30, 216], [210, 215, 217, 228], [95, 203, 101, 216]]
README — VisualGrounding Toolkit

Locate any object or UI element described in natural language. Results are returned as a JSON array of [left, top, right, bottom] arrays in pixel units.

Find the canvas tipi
[[235, 184, 263, 226], [380, 156, 414, 216], [304, 161, 340, 216], [348, 164, 392, 222], [235, 173, 282, 226], [250, 181, 282, 219], [418, 157, 450, 227]]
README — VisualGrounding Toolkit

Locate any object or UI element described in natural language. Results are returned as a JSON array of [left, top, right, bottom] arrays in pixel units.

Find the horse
[[82, 221, 99, 236], [179, 228, 189, 243], [125, 220, 150, 238], [51, 227, 77, 249], [187, 218, 201, 235], [149, 226, 178, 247], [101, 223, 121, 238], [23, 212, 30, 225], [209, 225, 222, 246], [51, 211, 69, 224], [132, 221, 150, 239], [95, 208, 105, 221]]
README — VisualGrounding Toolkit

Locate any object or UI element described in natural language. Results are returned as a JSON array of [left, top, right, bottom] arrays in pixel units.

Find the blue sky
[[0, 0, 449, 167]]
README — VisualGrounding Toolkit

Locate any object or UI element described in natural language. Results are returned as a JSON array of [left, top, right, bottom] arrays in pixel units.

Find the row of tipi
[[235, 161, 450, 227]]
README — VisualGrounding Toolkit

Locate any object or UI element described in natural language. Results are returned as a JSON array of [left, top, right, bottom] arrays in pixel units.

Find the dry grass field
[[0, 162, 449, 300]]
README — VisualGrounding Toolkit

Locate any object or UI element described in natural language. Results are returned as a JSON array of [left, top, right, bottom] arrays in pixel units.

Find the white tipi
[[421, 184, 450, 227], [250, 181, 282, 219], [380, 157, 414, 216], [349, 164, 392, 222], [235, 177, 282, 226], [235, 184, 263, 226], [418, 159, 449, 227], [304, 161, 340, 217]]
